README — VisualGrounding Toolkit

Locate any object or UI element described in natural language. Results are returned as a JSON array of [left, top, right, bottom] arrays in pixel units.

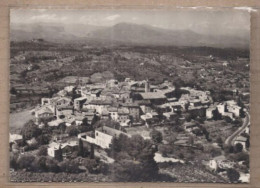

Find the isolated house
[[9, 133, 23, 144], [208, 155, 235, 172], [35, 106, 55, 124], [78, 126, 128, 149], [48, 141, 78, 160], [234, 136, 248, 151]]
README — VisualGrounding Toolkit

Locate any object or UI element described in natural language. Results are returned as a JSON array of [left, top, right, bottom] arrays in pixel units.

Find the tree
[[158, 144, 173, 157], [78, 139, 84, 157], [246, 138, 250, 149], [150, 130, 163, 144], [227, 168, 240, 182], [108, 133, 159, 181], [59, 159, 81, 173], [235, 143, 243, 153], [45, 158, 59, 172], [66, 125, 78, 136], [21, 120, 41, 140], [178, 153, 184, 159], [212, 109, 222, 120], [216, 137, 223, 147], [36, 134, 51, 145], [224, 145, 234, 154], [17, 154, 36, 170], [34, 156, 47, 172], [38, 146, 48, 156], [10, 152, 19, 169], [10, 87, 17, 95]]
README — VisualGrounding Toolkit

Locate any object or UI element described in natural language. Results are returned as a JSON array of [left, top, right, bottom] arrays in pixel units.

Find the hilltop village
[[10, 77, 250, 182]]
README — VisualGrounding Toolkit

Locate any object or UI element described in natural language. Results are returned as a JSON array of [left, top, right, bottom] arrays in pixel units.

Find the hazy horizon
[[10, 9, 250, 48]]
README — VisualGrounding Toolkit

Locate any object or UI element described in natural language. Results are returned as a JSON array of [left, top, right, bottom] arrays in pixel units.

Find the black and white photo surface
[[9, 9, 250, 183]]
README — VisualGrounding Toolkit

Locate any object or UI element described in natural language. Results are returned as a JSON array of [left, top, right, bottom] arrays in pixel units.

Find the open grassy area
[[125, 126, 151, 140], [9, 109, 34, 133]]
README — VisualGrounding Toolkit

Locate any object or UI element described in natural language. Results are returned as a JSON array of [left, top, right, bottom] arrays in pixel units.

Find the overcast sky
[[10, 9, 250, 37]]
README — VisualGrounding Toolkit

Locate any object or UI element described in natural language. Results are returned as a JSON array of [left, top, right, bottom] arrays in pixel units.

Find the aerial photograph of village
[[9, 9, 250, 183]]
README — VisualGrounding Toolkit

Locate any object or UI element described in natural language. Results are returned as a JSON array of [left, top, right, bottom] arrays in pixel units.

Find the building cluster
[[10, 77, 245, 160], [206, 100, 242, 120]]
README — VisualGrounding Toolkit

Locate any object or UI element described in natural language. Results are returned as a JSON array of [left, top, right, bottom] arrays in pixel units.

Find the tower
[[145, 80, 150, 93]]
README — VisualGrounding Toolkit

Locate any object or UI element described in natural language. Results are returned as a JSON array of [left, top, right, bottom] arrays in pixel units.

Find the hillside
[[10, 22, 249, 49]]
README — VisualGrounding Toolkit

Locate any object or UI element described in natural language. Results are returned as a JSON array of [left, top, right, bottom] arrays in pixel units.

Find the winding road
[[224, 111, 250, 146]]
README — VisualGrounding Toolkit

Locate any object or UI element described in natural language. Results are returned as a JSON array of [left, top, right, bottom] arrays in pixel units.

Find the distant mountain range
[[10, 22, 249, 49]]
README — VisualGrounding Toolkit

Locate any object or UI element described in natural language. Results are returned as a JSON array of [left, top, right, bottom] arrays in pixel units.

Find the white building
[[206, 106, 217, 119], [78, 126, 128, 149]]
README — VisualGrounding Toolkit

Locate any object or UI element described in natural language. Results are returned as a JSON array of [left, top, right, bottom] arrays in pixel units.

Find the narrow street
[[224, 111, 250, 146]]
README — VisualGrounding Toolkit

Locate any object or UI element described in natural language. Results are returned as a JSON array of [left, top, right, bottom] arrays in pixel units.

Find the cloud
[[105, 14, 120, 21], [234, 7, 257, 12], [29, 14, 68, 22]]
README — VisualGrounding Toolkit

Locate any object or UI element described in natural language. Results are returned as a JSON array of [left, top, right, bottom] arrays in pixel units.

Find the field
[[125, 126, 151, 139], [9, 109, 34, 133]]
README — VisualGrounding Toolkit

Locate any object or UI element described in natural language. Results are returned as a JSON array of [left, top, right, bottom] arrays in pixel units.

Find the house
[[9, 133, 23, 144], [78, 126, 128, 149], [189, 99, 201, 107], [206, 106, 217, 119], [106, 79, 119, 88], [183, 121, 198, 132], [82, 110, 97, 125], [234, 136, 247, 151], [26, 137, 38, 146], [75, 115, 86, 126], [137, 100, 152, 114], [101, 110, 110, 120], [56, 90, 68, 97], [122, 103, 140, 121], [48, 119, 65, 127], [245, 126, 250, 134], [41, 98, 52, 106], [208, 155, 235, 172], [54, 97, 72, 108], [85, 99, 112, 114], [139, 92, 167, 105], [64, 85, 75, 94], [227, 104, 241, 117], [48, 141, 78, 160], [108, 107, 118, 121], [35, 106, 55, 124], [140, 112, 160, 127], [74, 97, 87, 111], [56, 107, 73, 118], [174, 139, 189, 146], [217, 100, 241, 118], [64, 116, 76, 127], [118, 108, 130, 124], [163, 111, 177, 120]]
